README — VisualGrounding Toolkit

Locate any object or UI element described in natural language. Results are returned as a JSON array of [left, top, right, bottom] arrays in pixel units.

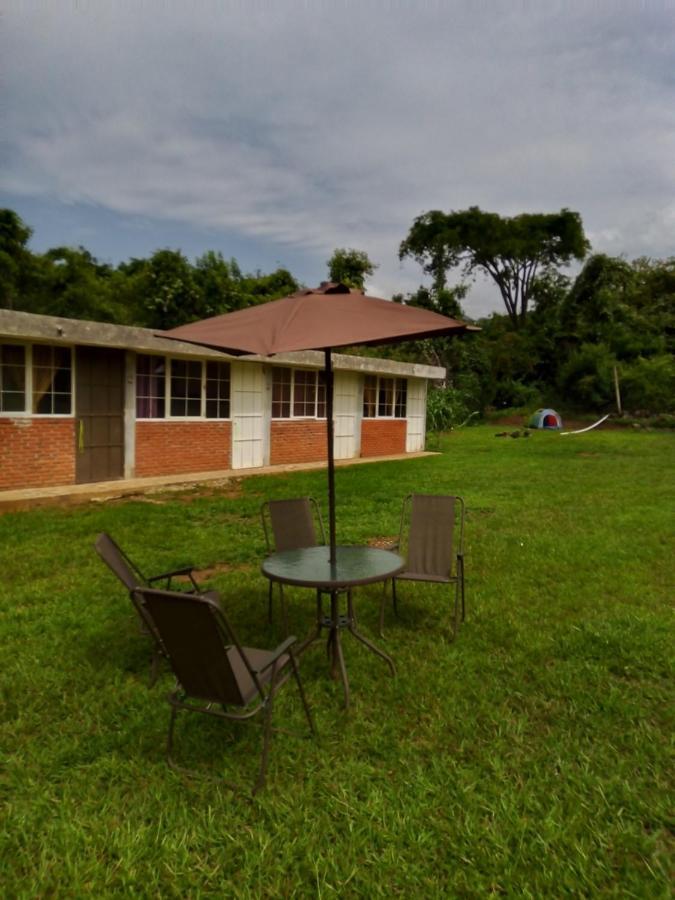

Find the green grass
[[1, 426, 673, 897]]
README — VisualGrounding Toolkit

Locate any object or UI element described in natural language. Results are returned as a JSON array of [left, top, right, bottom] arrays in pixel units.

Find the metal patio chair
[[132, 587, 316, 795], [94, 531, 206, 683], [261, 497, 343, 633], [379, 494, 466, 637]]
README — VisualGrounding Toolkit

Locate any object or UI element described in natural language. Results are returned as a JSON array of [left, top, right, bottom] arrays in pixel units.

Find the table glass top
[[261, 545, 404, 588]]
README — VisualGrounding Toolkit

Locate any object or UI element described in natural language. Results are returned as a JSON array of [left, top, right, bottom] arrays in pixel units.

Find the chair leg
[[392, 578, 399, 616], [452, 580, 460, 638], [378, 580, 387, 638], [460, 563, 466, 622], [278, 584, 290, 636], [267, 580, 274, 624], [253, 665, 278, 795], [290, 653, 316, 736]]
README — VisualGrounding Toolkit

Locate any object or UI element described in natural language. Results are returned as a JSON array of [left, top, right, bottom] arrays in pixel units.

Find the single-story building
[[0, 309, 445, 491]]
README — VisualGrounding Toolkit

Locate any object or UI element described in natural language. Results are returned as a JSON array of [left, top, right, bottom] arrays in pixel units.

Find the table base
[[297, 589, 396, 709]]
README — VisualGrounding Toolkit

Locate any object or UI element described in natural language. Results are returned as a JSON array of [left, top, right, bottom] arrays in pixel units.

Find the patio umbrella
[[162, 282, 475, 563]]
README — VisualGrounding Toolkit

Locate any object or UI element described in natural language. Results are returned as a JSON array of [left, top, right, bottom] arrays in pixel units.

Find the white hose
[[560, 414, 610, 435]]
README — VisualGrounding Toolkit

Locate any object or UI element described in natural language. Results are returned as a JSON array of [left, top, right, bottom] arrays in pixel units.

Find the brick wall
[[360, 419, 406, 457], [0, 418, 75, 489], [135, 421, 232, 477], [270, 420, 327, 465]]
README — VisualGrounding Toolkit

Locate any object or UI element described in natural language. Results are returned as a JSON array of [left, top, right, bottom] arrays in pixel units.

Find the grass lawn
[[1, 425, 673, 896]]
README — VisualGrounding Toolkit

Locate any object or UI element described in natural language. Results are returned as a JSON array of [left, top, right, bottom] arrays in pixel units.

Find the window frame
[[270, 366, 326, 420], [135, 354, 232, 421], [363, 375, 408, 419], [0, 342, 74, 419]]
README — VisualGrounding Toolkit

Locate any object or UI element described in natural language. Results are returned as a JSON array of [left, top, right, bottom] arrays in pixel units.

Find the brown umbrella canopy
[[162, 282, 476, 561], [164, 282, 475, 355]]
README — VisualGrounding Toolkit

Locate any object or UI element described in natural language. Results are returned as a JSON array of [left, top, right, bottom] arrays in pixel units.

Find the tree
[[400, 206, 590, 328], [0, 209, 33, 310], [327, 248, 377, 290]]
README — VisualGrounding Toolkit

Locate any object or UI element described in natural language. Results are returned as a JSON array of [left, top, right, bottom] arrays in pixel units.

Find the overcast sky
[[1, 1, 673, 317]]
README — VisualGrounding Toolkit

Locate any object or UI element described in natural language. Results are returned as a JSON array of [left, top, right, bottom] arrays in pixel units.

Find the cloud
[[1, 1, 674, 315]]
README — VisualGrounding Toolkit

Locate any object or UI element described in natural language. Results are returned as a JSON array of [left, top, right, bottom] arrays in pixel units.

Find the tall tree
[[0, 209, 33, 310], [400, 206, 589, 328], [327, 248, 377, 290]]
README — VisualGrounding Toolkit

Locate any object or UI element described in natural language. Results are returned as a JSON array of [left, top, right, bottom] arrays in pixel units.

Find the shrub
[[620, 354, 675, 413]]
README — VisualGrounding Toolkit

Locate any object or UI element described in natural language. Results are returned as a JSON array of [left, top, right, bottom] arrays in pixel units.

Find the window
[[136, 355, 231, 419], [136, 355, 166, 418], [363, 376, 407, 418], [377, 377, 395, 417], [32, 345, 71, 414], [272, 367, 326, 418], [272, 367, 291, 418], [205, 362, 230, 419], [0, 344, 26, 412], [170, 360, 202, 417]]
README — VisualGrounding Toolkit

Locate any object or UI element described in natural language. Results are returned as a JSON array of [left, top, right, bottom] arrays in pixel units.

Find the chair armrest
[[252, 636, 298, 674], [148, 566, 200, 590]]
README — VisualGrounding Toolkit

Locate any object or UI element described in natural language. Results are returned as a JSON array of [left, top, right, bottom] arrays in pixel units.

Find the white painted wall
[[406, 378, 427, 452], [231, 362, 266, 469]]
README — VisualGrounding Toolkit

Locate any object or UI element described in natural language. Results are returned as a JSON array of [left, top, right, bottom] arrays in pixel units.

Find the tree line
[[1, 207, 673, 417]]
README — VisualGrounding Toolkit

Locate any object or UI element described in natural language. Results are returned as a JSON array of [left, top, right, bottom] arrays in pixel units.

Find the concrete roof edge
[[0, 309, 446, 380]]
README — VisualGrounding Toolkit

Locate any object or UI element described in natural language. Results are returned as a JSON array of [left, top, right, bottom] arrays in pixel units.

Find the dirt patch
[[367, 536, 399, 550], [143, 479, 245, 504], [174, 561, 254, 584]]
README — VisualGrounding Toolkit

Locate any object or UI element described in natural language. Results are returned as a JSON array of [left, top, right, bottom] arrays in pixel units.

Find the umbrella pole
[[324, 349, 337, 564]]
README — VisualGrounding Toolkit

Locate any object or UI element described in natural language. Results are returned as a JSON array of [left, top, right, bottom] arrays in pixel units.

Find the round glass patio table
[[261, 546, 404, 708]]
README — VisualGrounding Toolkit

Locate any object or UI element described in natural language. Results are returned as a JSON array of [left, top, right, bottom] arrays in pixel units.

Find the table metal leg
[[347, 590, 396, 676], [281, 581, 394, 709]]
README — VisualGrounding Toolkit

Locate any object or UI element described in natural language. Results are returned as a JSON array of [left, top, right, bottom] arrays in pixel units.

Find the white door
[[333, 371, 360, 459], [406, 378, 427, 452], [231, 362, 265, 469]]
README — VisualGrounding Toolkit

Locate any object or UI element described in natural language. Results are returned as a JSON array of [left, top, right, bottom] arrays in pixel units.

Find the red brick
[[360, 419, 406, 457], [0, 418, 75, 489], [135, 421, 232, 477]]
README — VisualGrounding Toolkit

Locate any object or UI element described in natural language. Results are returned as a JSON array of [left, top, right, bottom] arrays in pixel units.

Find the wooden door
[[75, 347, 125, 483]]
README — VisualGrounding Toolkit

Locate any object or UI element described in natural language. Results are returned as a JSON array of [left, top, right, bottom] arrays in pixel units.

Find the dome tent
[[528, 408, 562, 430]]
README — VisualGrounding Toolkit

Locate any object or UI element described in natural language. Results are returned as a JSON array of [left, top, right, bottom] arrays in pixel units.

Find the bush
[[426, 386, 473, 433], [620, 355, 675, 413], [557, 343, 616, 409], [491, 379, 542, 410]]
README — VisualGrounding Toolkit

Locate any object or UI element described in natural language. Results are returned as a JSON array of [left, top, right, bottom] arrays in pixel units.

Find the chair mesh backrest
[[268, 498, 318, 552], [137, 589, 252, 707], [405, 494, 456, 578], [95, 532, 143, 592]]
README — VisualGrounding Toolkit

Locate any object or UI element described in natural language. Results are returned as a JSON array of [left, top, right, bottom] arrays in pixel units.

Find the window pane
[[2, 392, 24, 412], [32, 345, 51, 366], [293, 369, 316, 417], [394, 378, 407, 418], [32, 346, 71, 415], [136, 355, 166, 418], [271, 367, 291, 418], [378, 377, 394, 417], [317, 371, 326, 418], [53, 394, 71, 414], [205, 361, 230, 419], [169, 359, 202, 417], [1, 343, 26, 413], [363, 375, 377, 417]]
